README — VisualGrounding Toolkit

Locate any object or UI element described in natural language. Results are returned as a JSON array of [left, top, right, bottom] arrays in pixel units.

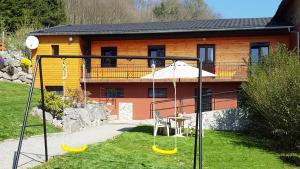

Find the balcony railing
[[83, 62, 248, 81]]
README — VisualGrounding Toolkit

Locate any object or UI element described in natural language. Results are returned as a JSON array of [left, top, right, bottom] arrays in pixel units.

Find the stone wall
[[0, 51, 32, 84], [30, 103, 112, 132], [202, 108, 248, 131]]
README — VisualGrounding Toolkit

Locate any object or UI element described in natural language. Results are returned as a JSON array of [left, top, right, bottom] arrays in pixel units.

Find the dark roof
[[30, 17, 293, 36], [273, 0, 294, 21]]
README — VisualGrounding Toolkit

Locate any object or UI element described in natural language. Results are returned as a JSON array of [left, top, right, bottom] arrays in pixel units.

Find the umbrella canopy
[[141, 61, 215, 79]]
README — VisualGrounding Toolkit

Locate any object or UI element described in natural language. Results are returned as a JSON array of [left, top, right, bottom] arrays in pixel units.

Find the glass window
[[198, 45, 215, 64], [148, 88, 167, 98], [105, 88, 124, 98], [101, 47, 117, 67], [195, 88, 212, 112], [250, 43, 270, 63], [45, 86, 64, 95], [52, 45, 59, 56], [148, 45, 165, 68]]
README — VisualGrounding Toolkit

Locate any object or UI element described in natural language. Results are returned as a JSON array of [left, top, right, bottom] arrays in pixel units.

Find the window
[[101, 47, 117, 67], [105, 88, 124, 98], [148, 88, 167, 98], [250, 42, 270, 63], [195, 88, 212, 112], [148, 45, 165, 68], [197, 45, 215, 64], [52, 45, 59, 56], [45, 86, 63, 95]]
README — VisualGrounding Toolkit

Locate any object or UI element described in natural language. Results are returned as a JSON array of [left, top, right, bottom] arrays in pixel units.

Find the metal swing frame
[[12, 55, 204, 169]]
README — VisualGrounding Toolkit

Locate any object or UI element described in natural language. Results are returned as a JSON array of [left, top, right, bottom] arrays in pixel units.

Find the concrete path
[[0, 124, 136, 169]]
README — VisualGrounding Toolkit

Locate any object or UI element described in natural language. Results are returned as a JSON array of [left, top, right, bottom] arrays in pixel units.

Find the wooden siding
[[89, 35, 290, 80], [91, 35, 290, 65], [32, 36, 83, 89], [31, 34, 291, 89]]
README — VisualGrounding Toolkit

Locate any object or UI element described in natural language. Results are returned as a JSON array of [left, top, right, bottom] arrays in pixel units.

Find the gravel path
[[0, 124, 136, 169]]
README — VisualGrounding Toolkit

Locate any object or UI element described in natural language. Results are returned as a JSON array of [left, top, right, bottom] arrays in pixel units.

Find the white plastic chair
[[154, 112, 170, 136]]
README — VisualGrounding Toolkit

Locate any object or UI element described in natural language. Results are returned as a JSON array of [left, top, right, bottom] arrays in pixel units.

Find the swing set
[[12, 55, 205, 169]]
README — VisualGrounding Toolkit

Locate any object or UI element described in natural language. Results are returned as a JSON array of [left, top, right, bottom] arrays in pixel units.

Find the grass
[[0, 81, 61, 141], [34, 126, 299, 169]]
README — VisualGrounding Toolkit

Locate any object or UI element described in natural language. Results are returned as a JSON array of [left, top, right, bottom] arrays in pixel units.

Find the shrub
[[40, 91, 70, 119], [4, 27, 34, 54], [20, 58, 32, 72], [66, 88, 91, 108], [240, 44, 300, 150]]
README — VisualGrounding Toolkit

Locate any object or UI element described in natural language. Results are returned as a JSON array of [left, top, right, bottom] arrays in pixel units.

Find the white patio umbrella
[[141, 61, 215, 80]]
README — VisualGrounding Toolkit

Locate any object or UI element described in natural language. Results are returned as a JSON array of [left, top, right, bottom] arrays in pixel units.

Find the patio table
[[167, 116, 191, 137]]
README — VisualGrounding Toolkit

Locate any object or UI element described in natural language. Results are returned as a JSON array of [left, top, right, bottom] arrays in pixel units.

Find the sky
[[205, 0, 282, 18]]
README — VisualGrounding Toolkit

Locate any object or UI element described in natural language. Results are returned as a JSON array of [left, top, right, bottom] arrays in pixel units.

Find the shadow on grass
[[126, 125, 177, 136], [211, 130, 300, 167], [280, 155, 300, 167], [126, 125, 153, 135]]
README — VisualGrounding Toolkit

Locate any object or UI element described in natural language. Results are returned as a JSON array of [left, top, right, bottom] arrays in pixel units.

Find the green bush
[[241, 44, 300, 150], [40, 91, 70, 119], [4, 27, 34, 54], [66, 88, 91, 108]]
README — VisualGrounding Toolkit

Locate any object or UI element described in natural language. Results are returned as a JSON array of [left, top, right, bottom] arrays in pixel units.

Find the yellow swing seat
[[152, 145, 177, 155], [61, 144, 88, 153]]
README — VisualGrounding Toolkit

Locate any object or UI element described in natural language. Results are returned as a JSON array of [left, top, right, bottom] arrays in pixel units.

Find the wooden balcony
[[82, 62, 248, 83]]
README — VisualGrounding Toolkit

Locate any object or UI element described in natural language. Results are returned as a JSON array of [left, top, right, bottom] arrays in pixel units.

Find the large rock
[[2, 73, 11, 80], [11, 73, 20, 80]]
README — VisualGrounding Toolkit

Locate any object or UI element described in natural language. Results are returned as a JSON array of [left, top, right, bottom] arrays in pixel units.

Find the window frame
[[148, 45, 166, 68], [51, 45, 59, 56], [148, 88, 168, 98], [105, 88, 124, 98], [195, 88, 212, 112], [250, 42, 270, 63], [101, 47, 117, 68], [197, 44, 215, 64], [45, 86, 64, 95]]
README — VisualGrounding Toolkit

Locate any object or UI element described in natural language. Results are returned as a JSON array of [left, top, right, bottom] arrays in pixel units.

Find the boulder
[[11, 73, 20, 80], [45, 112, 53, 122], [25, 73, 33, 79], [14, 79, 23, 84], [78, 109, 91, 127], [52, 119, 63, 128], [2, 73, 11, 80]]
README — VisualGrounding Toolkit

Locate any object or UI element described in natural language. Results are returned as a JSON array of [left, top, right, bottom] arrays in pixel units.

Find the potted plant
[[0, 57, 5, 69]]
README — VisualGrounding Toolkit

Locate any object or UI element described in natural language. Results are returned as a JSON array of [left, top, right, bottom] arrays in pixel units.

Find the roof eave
[[29, 26, 294, 36]]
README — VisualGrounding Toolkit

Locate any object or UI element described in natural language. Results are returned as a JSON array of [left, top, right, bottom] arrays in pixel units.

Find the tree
[[153, 0, 220, 22], [153, 0, 180, 21], [0, 0, 66, 32], [241, 44, 300, 150]]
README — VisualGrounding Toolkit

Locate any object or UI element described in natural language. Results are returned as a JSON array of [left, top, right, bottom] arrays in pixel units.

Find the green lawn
[[0, 81, 61, 141], [34, 126, 299, 169]]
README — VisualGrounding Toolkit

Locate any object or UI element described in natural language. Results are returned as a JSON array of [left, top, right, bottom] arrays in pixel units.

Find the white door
[[118, 102, 133, 120]]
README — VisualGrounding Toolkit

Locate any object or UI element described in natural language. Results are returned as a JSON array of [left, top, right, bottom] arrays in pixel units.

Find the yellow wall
[[32, 35, 83, 89]]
